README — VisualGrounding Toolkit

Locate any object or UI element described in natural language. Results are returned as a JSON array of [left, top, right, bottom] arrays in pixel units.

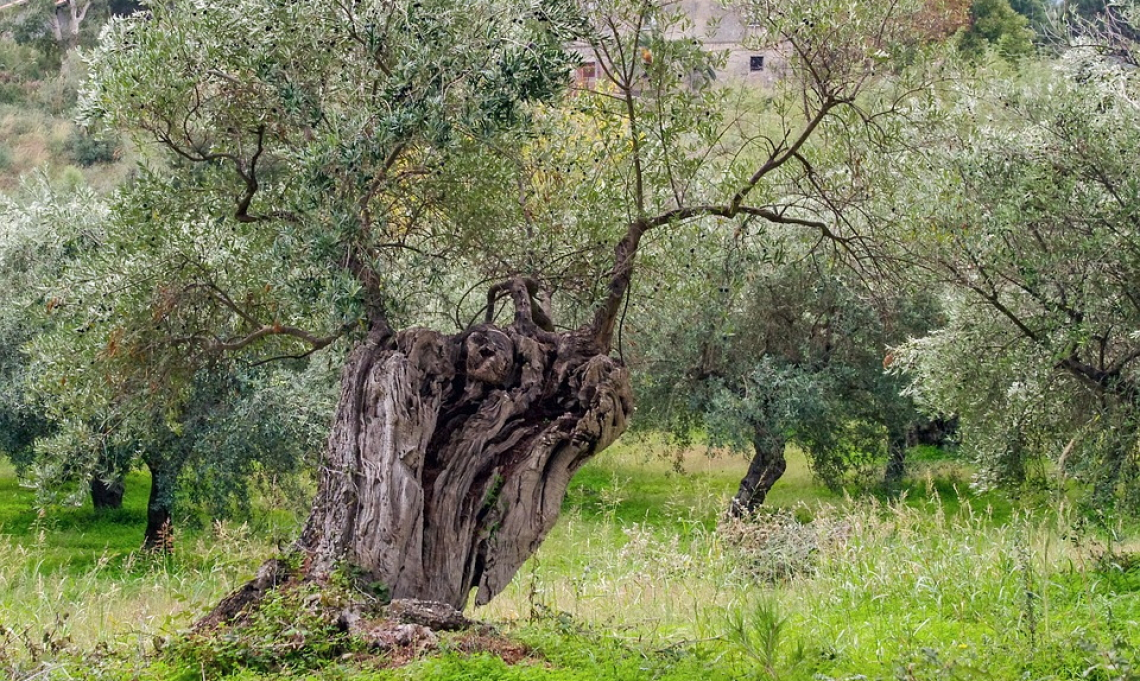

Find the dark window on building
[[750, 55, 765, 72]]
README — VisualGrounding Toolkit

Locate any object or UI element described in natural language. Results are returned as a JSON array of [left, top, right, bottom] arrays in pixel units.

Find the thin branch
[[235, 125, 267, 223], [210, 319, 357, 354], [730, 98, 844, 212]]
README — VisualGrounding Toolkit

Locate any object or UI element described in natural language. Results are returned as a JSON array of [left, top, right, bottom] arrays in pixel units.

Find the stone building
[[574, 0, 782, 90], [674, 0, 782, 86]]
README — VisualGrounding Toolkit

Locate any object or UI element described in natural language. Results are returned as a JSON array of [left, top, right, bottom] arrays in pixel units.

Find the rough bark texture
[[90, 475, 125, 510], [289, 321, 631, 610], [729, 427, 787, 517]]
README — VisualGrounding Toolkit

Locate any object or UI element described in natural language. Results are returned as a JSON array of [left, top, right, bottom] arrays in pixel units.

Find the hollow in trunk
[[208, 320, 630, 618]]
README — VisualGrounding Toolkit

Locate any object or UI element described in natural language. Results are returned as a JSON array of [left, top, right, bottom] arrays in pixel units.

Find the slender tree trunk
[[729, 425, 787, 516], [883, 433, 909, 497], [90, 475, 125, 510], [48, 9, 63, 43], [143, 457, 176, 552]]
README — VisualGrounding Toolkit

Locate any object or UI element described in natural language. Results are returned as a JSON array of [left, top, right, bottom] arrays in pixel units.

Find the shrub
[[64, 129, 120, 166], [164, 580, 359, 676], [718, 508, 849, 583]]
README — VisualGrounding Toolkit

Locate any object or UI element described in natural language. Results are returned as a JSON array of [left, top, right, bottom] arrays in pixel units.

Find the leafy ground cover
[[1, 443, 1137, 680]]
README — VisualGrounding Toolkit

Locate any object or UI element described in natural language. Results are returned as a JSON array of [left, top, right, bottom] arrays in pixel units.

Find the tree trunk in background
[[142, 457, 176, 551], [90, 474, 125, 510], [208, 322, 631, 616], [53, 0, 91, 51], [90, 446, 127, 510], [909, 416, 958, 447], [885, 416, 958, 496], [883, 432, 910, 497], [729, 425, 787, 516]]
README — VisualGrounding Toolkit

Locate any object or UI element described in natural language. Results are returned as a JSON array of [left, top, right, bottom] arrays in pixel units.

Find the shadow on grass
[[0, 464, 153, 574]]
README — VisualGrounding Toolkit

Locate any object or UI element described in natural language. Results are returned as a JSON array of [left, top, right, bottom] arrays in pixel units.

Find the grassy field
[[1, 441, 1138, 680]]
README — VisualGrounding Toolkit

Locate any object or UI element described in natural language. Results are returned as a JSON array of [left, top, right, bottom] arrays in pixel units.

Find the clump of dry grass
[[718, 507, 850, 582]]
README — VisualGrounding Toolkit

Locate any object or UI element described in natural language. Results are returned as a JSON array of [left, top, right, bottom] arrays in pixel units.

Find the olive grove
[[630, 239, 943, 514], [31, 0, 950, 615]]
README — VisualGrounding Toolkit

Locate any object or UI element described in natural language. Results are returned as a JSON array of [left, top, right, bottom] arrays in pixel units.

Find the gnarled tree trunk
[[207, 307, 631, 617], [297, 323, 630, 609]]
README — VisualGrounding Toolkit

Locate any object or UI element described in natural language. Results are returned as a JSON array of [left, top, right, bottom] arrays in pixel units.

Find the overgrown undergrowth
[[1, 444, 1137, 680]]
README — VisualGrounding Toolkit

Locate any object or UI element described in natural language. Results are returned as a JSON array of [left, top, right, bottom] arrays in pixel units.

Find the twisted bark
[[203, 289, 631, 619], [299, 323, 629, 608]]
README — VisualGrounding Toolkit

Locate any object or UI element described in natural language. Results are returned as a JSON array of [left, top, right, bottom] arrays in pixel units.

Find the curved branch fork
[[485, 277, 556, 335], [227, 320, 632, 615]]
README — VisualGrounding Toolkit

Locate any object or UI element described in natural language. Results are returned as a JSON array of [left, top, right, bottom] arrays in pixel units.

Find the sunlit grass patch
[[0, 461, 275, 676], [481, 447, 1140, 680]]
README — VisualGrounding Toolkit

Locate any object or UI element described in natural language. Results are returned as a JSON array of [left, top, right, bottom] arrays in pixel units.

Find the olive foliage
[[1, 177, 330, 532], [892, 44, 1140, 512], [631, 228, 941, 506], [0, 175, 100, 473]]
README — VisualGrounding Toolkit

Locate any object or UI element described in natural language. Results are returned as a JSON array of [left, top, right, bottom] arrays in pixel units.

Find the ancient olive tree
[[57, 0, 622, 609], [891, 47, 1140, 512], [53, 0, 944, 614]]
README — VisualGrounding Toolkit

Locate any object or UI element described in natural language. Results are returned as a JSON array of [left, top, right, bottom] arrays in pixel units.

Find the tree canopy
[[892, 48, 1140, 512]]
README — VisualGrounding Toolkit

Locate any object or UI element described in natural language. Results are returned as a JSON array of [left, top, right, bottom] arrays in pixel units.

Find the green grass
[[0, 461, 273, 678], [563, 435, 750, 529], [0, 461, 156, 574], [2, 439, 1139, 681]]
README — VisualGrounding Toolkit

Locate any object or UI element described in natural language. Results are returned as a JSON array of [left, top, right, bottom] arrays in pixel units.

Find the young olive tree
[[0, 176, 124, 505], [31, 357, 334, 548], [892, 47, 1140, 512], [52, 0, 944, 615], [3, 176, 330, 538], [631, 229, 942, 514]]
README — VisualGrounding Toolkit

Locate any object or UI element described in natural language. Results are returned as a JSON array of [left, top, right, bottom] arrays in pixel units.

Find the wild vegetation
[[2, 446, 1138, 680], [2, 0, 1140, 679]]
